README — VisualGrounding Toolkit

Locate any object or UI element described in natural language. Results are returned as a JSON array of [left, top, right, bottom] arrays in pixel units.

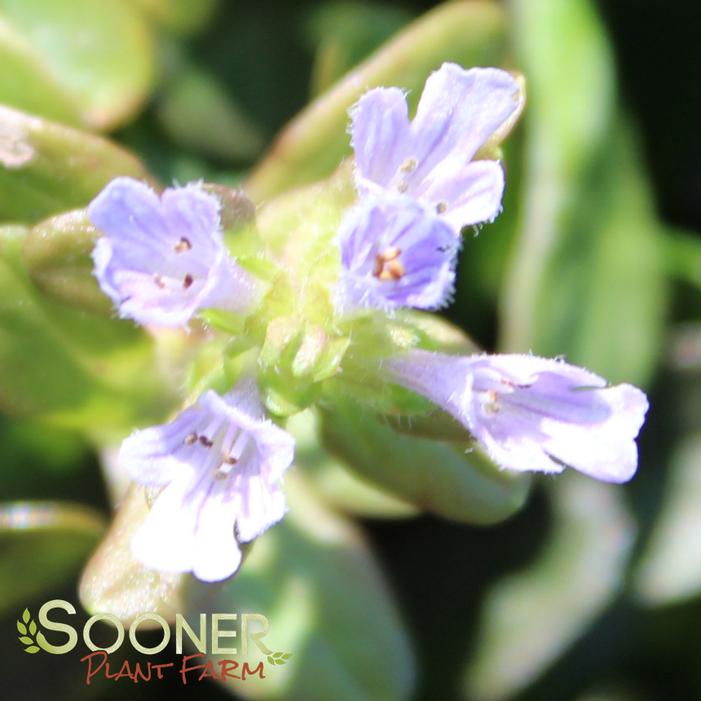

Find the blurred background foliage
[[0, 0, 700, 700]]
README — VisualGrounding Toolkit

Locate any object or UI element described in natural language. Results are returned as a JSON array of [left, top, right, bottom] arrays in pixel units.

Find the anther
[[199, 435, 213, 448], [373, 247, 404, 280], [184, 432, 198, 445], [223, 456, 238, 465], [436, 201, 448, 214], [399, 157, 418, 173], [153, 274, 166, 289], [183, 274, 194, 289], [397, 180, 409, 193], [378, 259, 405, 281], [174, 237, 192, 253], [484, 389, 500, 415]]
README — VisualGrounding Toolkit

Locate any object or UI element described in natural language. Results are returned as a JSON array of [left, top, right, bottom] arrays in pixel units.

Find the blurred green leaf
[[287, 409, 417, 518], [305, 1, 412, 96], [464, 475, 636, 701], [126, 0, 218, 35], [0, 500, 105, 615], [23, 209, 111, 315], [157, 56, 264, 162], [0, 21, 81, 126], [0, 0, 155, 131], [186, 473, 415, 701], [320, 397, 530, 525], [500, 0, 666, 386], [664, 228, 701, 290], [501, 0, 611, 352], [0, 226, 174, 428], [0, 105, 152, 223], [635, 433, 701, 605], [246, 0, 508, 200]]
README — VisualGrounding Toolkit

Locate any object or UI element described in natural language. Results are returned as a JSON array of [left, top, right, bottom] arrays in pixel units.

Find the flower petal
[[131, 479, 199, 574], [422, 159, 505, 230], [191, 484, 242, 582], [119, 406, 202, 486], [351, 87, 411, 192], [411, 64, 522, 171]]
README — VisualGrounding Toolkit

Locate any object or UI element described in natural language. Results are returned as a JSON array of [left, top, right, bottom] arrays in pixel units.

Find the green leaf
[[23, 210, 111, 315], [246, 0, 509, 200], [0, 21, 80, 126], [126, 0, 218, 35], [24, 645, 40, 654], [185, 474, 415, 701], [16, 620, 26, 634], [635, 433, 701, 605], [287, 409, 417, 518], [0, 501, 105, 616], [157, 56, 264, 163], [0, 105, 152, 223], [464, 475, 635, 701], [320, 397, 530, 525], [500, 0, 666, 386], [305, 1, 412, 97], [29, 619, 36, 635], [0, 0, 156, 130], [18, 635, 33, 644], [0, 226, 174, 428]]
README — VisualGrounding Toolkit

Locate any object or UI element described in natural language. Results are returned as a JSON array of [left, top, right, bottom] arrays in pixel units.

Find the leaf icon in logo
[[16, 609, 42, 654], [267, 651, 293, 666]]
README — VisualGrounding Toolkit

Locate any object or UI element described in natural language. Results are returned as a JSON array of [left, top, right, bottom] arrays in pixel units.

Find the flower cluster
[[88, 62, 648, 582]]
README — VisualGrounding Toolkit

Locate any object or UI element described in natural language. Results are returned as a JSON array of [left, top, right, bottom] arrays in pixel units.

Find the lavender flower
[[337, 195, 459, 312], [385, 350, 648, 483], [88, 177, 259, 327], [350, 63, 523, 234], [120, 378, 295, 582]]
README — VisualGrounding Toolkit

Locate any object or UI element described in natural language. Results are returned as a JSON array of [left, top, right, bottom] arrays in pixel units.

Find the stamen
[[397, 180, 409, 193], [153, 274, 166, 289], [436, 201, 448, 214], [184, 432, 198, 445], [174, 237, 192, 253], [183, 274, 194, 289], [399, 157, 418, 173], [483, 389, 500, 415], [214, 455, 239, 480], [373, 247, 404, 281], [199, 435, 213, 448], [379, 259, 405, 281]]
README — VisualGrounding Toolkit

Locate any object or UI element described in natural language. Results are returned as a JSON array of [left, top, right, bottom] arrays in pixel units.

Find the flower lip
[[119, 378, 295, 582], [336, 195, 459, 313], [88, 177, 259, 328]]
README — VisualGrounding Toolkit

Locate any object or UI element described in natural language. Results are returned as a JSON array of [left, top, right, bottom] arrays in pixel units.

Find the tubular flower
[[89, 177, 259, 327], [384, 350, 648, 483], [120, 378, 295, 581]]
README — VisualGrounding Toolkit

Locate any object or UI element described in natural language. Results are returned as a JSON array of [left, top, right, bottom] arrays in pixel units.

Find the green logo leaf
[[266, 650, 293, 666], [16, 609, 42, 654]]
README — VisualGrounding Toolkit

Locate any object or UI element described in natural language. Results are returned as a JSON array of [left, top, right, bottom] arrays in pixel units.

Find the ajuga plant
[[84, 62, 647, 583]]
